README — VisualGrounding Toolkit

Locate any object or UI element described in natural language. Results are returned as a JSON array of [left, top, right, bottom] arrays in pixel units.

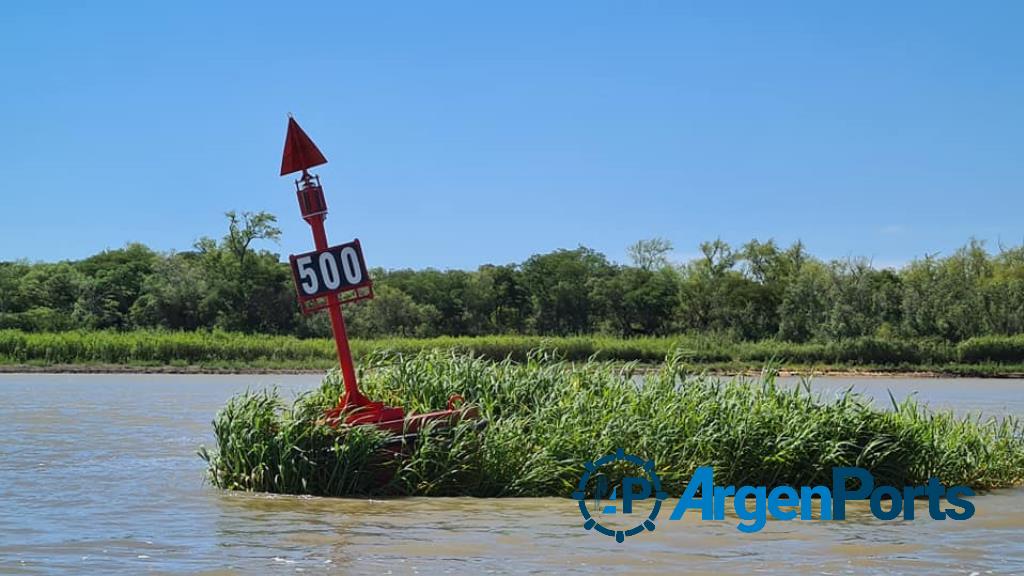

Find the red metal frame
[[294, 285, 375, 315]]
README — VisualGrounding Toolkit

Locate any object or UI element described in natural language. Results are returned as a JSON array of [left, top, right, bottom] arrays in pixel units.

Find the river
[[0, 374, 1020, 575]]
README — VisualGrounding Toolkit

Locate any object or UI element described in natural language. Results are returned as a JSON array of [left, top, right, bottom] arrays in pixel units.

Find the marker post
[[281, 117, 470, 432]]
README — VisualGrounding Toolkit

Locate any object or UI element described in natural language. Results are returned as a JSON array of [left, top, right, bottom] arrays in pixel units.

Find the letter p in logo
[[622, 477, 651, 514]]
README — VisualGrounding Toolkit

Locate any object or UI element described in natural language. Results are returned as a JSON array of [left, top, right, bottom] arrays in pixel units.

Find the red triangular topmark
[[280, 117, 328, 176]]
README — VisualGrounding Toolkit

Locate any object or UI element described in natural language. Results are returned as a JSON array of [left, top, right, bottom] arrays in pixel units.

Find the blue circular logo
[[572, 448, 667, 543]]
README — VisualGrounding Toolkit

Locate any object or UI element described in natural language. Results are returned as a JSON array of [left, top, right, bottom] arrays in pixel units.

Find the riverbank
[[5, 329, 1024, 377], [5, 361, 1024, 378]]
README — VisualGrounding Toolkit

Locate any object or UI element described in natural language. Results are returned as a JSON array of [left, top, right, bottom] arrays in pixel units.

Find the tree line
[[2, 211, 1023, 343]]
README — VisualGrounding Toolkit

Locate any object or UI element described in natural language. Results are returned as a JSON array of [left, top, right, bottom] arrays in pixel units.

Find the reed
[[200, 350, 1024, 497], [7, 329, 1024, 373]]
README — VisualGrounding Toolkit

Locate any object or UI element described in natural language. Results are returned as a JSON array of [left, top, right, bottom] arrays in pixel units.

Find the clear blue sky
[[2, 1, 1022, 269]]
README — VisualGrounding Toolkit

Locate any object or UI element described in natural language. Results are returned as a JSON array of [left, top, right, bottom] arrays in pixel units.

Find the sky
[[1, 1, 1022, 270]]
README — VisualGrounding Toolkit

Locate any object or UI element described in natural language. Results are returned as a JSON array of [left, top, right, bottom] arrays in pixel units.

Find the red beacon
[[281, 116, 471, 434]]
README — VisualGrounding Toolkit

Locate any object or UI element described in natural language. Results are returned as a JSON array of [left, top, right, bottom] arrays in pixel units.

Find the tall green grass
[[5, 329, 1024, 371], [200, 351, 1024, 497]]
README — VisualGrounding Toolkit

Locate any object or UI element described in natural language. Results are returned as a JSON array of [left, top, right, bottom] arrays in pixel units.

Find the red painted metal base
[[323, 393, 478, 434]]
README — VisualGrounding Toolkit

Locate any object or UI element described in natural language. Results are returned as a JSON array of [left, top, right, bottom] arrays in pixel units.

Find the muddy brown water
[[0, 374, 1021, 575]]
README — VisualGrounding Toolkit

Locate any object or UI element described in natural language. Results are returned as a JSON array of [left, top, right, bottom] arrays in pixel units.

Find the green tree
[[522, 247, 613, 335], [628, 238, 673, 271], [129, 252, 209, 330], [19, 262, 83, 312], [8, 262, 84, 331], [0, 261, 31, 314], [676, 239, 738, 334], [385, 269, 474, 335], [901, 240, 989, 341], [481, 264, 532, 333], [778, 260, 832, 342], [825, 260, 902, 340], [345, 285, 440, 338], [598, 267, 680, 336], [984, 246, 1024, 334], [73, 243, 157, 329], [194, 211, 294, 333]]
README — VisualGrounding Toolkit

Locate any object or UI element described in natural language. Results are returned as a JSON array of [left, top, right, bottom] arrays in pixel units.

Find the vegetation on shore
[[7, 211, 1024, 352], [200, 351, 1024, 497], [8, 211, 1024, 377], [8, 330, 1024, 375]]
